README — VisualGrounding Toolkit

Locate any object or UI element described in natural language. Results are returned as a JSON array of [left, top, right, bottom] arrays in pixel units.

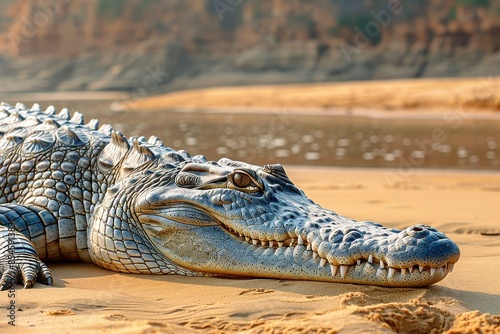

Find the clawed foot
[[0, 228, 53, 290], [0, 255, 53, 290]]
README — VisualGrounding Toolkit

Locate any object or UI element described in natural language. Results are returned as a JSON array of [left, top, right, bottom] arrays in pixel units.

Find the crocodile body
[[0, 102, 460, 288]]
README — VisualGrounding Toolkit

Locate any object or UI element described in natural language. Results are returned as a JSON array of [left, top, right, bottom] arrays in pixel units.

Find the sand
[[120, 77, 500, 114], [1, 167, 499, 333]]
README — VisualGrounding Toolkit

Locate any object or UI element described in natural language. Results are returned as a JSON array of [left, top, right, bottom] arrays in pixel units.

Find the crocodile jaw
[[142, 224, 456, 287], [137, 186, 460, 287]]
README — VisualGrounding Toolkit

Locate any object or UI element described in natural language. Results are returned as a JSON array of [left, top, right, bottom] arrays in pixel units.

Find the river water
[[15, 99, 500, 170]]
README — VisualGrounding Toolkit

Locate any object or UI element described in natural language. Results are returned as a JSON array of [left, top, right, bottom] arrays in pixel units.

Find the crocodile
[[0, 102, 460, 289]]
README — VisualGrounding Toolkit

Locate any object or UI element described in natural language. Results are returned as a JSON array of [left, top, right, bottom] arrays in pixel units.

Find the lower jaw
[[183, 243, 450, 288]]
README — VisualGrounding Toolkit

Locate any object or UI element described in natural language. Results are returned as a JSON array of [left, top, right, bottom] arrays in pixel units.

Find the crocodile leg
[[0, 205, 56, 289], [0, 204, 64, 260]]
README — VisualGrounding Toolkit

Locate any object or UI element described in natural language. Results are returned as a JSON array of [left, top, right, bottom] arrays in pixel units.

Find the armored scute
[[0, 102, 460, 289]]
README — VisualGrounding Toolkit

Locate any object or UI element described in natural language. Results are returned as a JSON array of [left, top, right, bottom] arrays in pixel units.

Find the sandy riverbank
[[120, 77, 500, 114], [1, 167, 499, 333]]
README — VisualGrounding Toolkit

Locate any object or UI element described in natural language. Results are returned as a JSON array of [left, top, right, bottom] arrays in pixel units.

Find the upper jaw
[[217, 224, 459, 287], [221, 208, 460, 281]]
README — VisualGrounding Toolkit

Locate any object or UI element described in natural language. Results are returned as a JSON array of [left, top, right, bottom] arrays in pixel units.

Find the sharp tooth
[[430, 267, 436, 276], [448, 263, 455, 273], [408, 266, 414, 273], [306, 244, 311, 250], [289, 239, 295, 247], [245, 236, 250, 242], [261, 240, 266, 246], [313, 251, 318, 259], [331, 265, 338, 277], [368, 254, 373, 264], [269, 241, 274, 247], [238, 233, 243, 237], [387, 267, 396, 279], [278, 241, 284, 247], [438, 266, 445, 276], [419, 265, 424, 273], [340, 265, 348, 278], [297, 235, 304, 245], [319, 258, 327, 267], [252, 239, 258, 245], [380, 261, 385, 269], [356, 259, 361, 266], [401, 268, 407, 276]]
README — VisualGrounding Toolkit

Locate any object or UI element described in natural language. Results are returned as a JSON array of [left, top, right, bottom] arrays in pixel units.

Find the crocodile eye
[[228, 169, 263, 192], [233, 172, 251, 188]]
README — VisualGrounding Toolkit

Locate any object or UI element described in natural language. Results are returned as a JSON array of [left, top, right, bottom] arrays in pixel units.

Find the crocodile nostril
[[405, 225, 431, 238]]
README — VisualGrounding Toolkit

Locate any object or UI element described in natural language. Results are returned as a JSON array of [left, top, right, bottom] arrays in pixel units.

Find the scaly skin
[[0, 102, 460, 289]]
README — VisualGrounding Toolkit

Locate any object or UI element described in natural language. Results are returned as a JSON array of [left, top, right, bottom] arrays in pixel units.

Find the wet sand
[[1, 167, 499, 333]]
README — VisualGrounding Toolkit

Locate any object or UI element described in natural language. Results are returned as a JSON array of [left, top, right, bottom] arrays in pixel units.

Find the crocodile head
[[127, 158, 460, 287]]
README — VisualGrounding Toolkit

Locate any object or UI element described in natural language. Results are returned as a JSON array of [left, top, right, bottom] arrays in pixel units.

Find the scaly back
[[0, 102, 196, 262]]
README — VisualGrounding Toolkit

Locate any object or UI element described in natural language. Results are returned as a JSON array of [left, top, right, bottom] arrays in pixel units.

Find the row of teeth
[[234, 230, 303, 248], [315, 257, 455, 279], [232, 230, 455, 279]]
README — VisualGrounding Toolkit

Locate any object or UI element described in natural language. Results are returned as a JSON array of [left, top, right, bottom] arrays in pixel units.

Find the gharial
[[0, 102, 460, 289]]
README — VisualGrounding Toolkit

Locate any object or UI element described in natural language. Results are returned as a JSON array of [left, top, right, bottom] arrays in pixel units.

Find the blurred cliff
[[0, 0, 499, 93]]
